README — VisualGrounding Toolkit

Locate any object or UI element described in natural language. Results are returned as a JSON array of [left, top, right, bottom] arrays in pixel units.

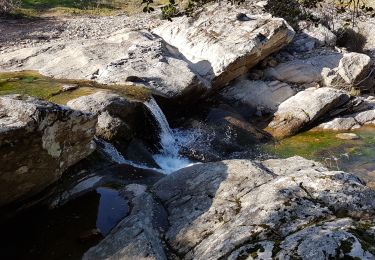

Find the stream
[[1, 71, 375, 259]]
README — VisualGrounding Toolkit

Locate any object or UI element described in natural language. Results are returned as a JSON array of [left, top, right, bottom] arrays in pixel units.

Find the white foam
[[144, 98, 199, 173]]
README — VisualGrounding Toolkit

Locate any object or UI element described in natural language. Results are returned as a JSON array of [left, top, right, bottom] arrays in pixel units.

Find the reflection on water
[[262, 127, 375, 188], [96, 187, 128, 236], [0, 186, 128, 260]]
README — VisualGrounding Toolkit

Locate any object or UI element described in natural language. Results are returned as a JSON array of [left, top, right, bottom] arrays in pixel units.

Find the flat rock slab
[[0, 95, 97, 206], [86, 156, 375, 259], [220, 80, 296, 113], [0, 29, 207, 100], [153, 3, 295, 89]]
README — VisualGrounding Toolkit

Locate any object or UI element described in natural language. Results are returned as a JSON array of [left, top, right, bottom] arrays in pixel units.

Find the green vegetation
[[0, 71, 151, 104], [1, 0, 169, 17]]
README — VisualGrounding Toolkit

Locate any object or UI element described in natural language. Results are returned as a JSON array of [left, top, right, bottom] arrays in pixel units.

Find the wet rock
[[83, 184, 168, 260], [122, 139, 160, 169], [336, 133, 360, 140], [0, 95, 97, 206], [267, 87, 350, 138], [61, 84, 78, 92], [153, 3, 295, 90], [67, 91, 155, 143], [179, 107, 271, 162], [220, 80, 296, 113]]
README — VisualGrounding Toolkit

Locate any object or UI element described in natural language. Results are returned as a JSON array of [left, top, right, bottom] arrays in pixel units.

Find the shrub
[[335, 27, 367, 52]]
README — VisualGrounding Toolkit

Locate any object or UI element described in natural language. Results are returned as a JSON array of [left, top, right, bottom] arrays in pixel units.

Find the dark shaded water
[[0, 186, 128, 260]]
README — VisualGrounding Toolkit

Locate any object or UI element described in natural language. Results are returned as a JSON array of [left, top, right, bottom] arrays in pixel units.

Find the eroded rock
[[0, 95, 97, 206]]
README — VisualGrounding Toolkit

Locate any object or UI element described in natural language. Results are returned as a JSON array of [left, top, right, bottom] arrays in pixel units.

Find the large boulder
[[67, 91, 156, 144], [220, 80, 296, 114], [0, 95, 97, 206], [86, 157, 375, 259], [267, 87, 350, 138], [153, 3, 295, 89], [0, 30, 207, 101], [338, 52, 373, 85]]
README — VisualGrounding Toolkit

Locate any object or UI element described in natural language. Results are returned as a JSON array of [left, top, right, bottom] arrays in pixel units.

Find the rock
[[0, 95, 97, 206], [152, 156, 375, 259], [338, 52, 373, 85], [317, 108, 375, 131], [83, 156, 375, 259], [179, 107, 271, 162], [276, 218, 374, 259], [95, 111, 131, 141], [268, 87, 350, 138], [358, 18, 375, 51], [264, 54, 343, 84], [292, 22, 337, 52], [153, 3, 295, 89], [122, 139, 160, 169], [267, 51, 373, 91], [0, 30, 207, 101], [318, 116, 360, 131], [67, 91, 155, 143], [336, 133, 360, 140], [83, 184, 168, 260], [220, 80, 296, 113], [61, 84, 78, 92]]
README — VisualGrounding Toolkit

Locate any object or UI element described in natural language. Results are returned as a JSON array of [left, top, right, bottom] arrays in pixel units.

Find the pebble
[[336, 133, 360, 140]]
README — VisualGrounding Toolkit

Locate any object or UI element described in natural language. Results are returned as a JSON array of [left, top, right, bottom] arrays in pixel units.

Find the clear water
[[261, 127, 375, 188], [0, 186, 128, 260]]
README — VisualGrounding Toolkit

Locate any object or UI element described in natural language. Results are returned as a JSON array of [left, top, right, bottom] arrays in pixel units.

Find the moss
[[348, 221, 375, 254], [260, 128, 375, 187], [0, 71, 151, 104], [0, 71, 62, 100], [271, 240, 282, 258], [339, 237, 355, 254]]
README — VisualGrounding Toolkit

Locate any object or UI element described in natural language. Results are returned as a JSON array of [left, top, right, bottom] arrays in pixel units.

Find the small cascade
[[96, 138, 163, 172], [144, 97, 193, 173], [97, 138, 127, 164]]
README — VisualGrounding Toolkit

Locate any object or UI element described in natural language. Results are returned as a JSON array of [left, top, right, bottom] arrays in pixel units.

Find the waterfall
[[97, 97, 195, 174], [144, 97, 193, 173], [96, 138, 163, 172], [97, 138, 127, 164]]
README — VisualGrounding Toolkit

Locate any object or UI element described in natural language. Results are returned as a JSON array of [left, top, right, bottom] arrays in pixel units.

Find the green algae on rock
[[0, 71, 151, 104]]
